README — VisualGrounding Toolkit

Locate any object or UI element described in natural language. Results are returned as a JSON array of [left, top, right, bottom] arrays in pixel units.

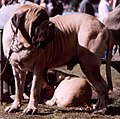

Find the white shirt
[[98, 0, 113, 23], [0, 1, 32, 29]]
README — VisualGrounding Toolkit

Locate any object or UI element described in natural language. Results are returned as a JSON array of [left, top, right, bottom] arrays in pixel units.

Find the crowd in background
[[0, 0, 120, 17], [0, 0, 120, 21]]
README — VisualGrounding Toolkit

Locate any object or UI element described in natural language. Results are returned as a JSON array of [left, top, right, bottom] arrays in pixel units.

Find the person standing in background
[[98, 0, 113, 23], [0, 0, 33, 29], [71, 0, 80, 12], [78, 0, 95, 16], [40, 0, 64, 17], [98, 0, 113, 62]]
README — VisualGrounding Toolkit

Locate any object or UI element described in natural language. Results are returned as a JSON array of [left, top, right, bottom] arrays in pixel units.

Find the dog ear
[[11, 11, 33, 46], [29, 9, 49, 38], [11, 12, 26, 29]]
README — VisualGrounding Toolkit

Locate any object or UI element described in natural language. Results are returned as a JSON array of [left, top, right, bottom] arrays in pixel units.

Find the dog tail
[[106, 28, 114, 91]]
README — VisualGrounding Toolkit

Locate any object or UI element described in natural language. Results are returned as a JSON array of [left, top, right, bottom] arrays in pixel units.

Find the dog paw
[[22, 106, 38, 115], [92, 107, 107, 114], [45, 100, 54, 106], [22, 101, 38, 115], [4, 103, 20, 113], [91, 94, 108, 114]]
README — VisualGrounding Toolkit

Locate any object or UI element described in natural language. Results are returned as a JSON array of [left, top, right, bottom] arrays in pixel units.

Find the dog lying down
[[10, 70, 92, 108], [45, 70, 92, 108]]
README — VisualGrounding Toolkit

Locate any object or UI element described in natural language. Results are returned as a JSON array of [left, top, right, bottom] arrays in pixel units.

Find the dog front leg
[[22, 70, 44, 115], [5, 66, 26, 113]]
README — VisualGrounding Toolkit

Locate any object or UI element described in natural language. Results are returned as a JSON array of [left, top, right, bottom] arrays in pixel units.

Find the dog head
[[32, 20, 55, 48], [11, 4, 49, 47]]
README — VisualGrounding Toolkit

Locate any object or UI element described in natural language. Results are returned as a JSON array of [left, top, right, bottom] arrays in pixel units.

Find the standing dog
[[2, 4, 113, 114]]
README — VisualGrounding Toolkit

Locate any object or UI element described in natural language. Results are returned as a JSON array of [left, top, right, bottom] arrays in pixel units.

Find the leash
[[0, 49, 13, 79], [0, 23, 19, 79]]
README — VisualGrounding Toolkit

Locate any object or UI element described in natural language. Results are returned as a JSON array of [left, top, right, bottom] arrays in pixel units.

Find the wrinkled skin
[[45, 76, 92, 108], [2, 5, 113, 114]]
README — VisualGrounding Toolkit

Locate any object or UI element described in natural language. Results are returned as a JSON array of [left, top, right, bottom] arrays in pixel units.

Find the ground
[[0, 64, 120, 119]]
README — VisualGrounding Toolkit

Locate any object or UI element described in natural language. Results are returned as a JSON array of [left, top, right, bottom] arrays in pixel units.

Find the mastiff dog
[[45, 75, 92, 108], [2, 4, 113, 114]]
